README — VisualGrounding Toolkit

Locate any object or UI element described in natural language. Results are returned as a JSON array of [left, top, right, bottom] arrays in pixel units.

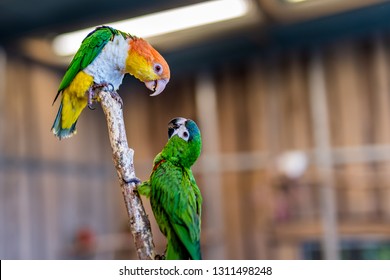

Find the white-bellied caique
[[52, 25, 170, 139]]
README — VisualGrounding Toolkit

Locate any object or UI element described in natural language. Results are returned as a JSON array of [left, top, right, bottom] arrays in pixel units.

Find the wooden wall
[[2, 33, 390, 259]]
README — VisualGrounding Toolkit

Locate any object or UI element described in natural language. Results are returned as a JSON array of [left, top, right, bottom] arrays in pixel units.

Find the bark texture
[[99, 90, 155, 260]]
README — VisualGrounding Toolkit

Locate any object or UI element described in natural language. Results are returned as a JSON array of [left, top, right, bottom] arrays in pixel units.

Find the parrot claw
[[154, 254, 165, 260], [124, 177, 141, 185], [87, 88, 96, 110], [109, 91, 123, 108], [90, 82, 123, 108], [105, 83, 114, 92]]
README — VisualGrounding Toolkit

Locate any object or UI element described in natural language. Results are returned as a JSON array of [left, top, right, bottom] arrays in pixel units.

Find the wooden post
[[99, 90, 155, 260], [372, 34, 390, 220], [195, 70, 225, 259], [308, 50, 340, 260]]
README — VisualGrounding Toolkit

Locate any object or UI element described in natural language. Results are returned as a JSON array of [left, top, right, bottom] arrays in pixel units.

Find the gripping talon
[[91, 82, 122, 107], [125, 177, 141, 185], [106, 83, 114, 92], [154, 254, 165, 260], [110, 91, 123, 108], [87, 88, 95, 110]]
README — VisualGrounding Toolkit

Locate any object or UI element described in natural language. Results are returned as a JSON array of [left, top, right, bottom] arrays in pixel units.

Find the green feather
[[150, 158, 202, 260]]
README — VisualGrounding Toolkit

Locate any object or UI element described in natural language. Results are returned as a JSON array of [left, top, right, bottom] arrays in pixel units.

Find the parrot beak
[[145, 78, 169, 96]]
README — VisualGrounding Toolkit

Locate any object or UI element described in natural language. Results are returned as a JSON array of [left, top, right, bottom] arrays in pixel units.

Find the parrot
[[51, 25, 170, 139], [137, 117, 202, 260]]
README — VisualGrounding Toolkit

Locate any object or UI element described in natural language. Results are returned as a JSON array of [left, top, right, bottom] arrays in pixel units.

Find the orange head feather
[[126, 37, 170, 96]]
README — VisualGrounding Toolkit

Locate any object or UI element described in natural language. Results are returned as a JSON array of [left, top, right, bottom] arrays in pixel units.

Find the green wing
[[137, 153, 164, 198], [188, 170, 202, 221], [53, 26, 121, 104], [151, 160, 202, 259]]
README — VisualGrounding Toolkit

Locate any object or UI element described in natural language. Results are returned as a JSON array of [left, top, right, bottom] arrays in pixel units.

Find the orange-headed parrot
[[52, 26, 170, 139]]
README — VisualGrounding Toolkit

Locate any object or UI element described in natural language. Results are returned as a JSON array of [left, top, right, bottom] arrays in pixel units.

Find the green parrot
[[138, 117, 203, 260], [52, 25, 170, 139]]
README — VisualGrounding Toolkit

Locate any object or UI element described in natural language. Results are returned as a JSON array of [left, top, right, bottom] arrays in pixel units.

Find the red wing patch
[[153, 159, 166, 172]]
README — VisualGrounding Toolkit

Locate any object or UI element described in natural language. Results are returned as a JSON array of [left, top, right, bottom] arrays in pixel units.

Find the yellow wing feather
[[60, 71, 93, 129]]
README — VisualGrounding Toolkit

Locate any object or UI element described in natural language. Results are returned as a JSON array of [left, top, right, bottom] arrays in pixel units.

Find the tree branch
[[99, 90, 155, 260]]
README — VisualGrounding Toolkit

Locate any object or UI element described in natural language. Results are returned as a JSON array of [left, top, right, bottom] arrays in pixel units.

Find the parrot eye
[[154, 63, 163, 75], [182, 131, 189, 141]]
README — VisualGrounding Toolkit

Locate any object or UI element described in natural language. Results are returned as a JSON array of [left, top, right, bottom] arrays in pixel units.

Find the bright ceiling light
[[53, 0, 250, 56]]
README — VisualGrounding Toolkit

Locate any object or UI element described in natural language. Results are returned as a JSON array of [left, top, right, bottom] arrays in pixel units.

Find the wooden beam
[[308, 50, 339, 259], [195, 70, 226, 259]]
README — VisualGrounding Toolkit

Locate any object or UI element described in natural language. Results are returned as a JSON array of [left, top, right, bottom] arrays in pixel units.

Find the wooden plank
[[217, 66, 245, 259], [274, 221, 390, 240], [370, 35, 390, 220], [309, 49, 339, 260], [245, 58, 272, 259], [284, 52, 316, 222], [10, 59, 33, 259], [232, 64, 259, 259], [286, 52, 312, 150], [195, 70, 225, 259], [264, 55, 285, 259], [327, 42, 374, 219]]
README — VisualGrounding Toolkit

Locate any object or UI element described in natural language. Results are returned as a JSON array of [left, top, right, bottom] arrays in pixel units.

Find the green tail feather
[[51, 103, 78, 139], [166, 230, 202, 260]]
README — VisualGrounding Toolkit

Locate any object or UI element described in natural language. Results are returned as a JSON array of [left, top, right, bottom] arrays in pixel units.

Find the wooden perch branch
[[99, 90, 155, 260]]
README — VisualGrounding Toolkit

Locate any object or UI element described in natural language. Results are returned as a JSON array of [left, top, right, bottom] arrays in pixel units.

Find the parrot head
[[164, 117, 202, 168], [126, 37, 170, 96]]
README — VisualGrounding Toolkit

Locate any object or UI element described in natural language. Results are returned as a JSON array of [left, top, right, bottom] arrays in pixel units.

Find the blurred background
[[2, 0, 390, 260]]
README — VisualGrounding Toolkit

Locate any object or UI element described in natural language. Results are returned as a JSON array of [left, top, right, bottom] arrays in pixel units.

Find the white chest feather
[[84, 35, 129, 90]]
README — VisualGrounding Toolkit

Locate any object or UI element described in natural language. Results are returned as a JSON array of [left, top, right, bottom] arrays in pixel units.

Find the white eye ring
[[154, 63, 163, 75], [182, 131, 189, 140]]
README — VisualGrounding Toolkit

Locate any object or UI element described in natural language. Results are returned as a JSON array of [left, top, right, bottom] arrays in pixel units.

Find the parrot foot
[[87, 88, 96, 110], [124, 177, 141, 185], [92, 82, 123, 108], [109, 91, 123, 108], [90, 82, 120, 106], [154, 254, 165, 260], [92, 81, 114, 92]]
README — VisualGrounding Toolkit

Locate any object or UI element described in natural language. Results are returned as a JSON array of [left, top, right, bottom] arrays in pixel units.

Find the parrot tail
[[51, 103, 78, 140], [165, 232, 202, 260]]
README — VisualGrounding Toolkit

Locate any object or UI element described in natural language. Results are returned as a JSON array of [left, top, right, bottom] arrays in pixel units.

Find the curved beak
[[145, 78, 169, 96]]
